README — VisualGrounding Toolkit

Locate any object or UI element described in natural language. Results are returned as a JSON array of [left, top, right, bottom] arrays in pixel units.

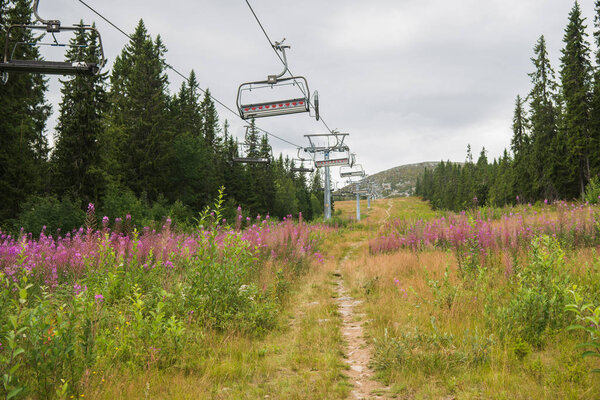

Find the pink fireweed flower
[[73, 283, 87, 295], [87, 203, 95, 212], [94, 294, 104, 302]]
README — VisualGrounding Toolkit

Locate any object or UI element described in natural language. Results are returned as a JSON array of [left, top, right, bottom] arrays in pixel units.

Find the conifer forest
[[1, 1, 600, 399]]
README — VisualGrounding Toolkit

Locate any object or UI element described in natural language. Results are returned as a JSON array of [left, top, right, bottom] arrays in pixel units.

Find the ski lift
[[291, 148, 314, 173], [233, 126, 272, 164], [0, 0, 106, 81], [237, 39, 312, 119], [340, 162, 365, 178]]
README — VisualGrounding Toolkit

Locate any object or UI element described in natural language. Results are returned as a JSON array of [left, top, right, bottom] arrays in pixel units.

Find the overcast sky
[[38, 0, 598, 177]]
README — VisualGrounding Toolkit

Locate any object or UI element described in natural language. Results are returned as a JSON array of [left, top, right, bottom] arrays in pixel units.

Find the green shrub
[[15, 195, 84, 236], [566, 287, 600, 373], [100, 184, 144, 223], [584, 177, 600, 204], [496, 235, 570, 348]]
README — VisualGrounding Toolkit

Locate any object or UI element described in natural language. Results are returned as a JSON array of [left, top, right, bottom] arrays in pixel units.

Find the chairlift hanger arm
[[268, 39, 290, 84], [33, 0, 61, 31]]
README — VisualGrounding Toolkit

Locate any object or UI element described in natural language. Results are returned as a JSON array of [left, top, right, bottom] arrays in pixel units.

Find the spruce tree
[[52, 22, 108, 205], [528, 36, 559, 199], [0, 0, 50, 222], [560, 1, 592, 198], [510, 95, 533, 200], [589, 0, 600, 177], [198, 89, 222, 200], [106, 19, 173, 200], [169, 71, 212, 210]]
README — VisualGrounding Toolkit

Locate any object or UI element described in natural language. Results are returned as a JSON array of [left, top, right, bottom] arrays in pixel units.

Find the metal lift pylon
[[303, 132, 352, 221]]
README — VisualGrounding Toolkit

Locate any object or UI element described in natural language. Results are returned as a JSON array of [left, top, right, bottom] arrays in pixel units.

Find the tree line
[[0, 1, 324, 233], [416, 1, 600, 211]]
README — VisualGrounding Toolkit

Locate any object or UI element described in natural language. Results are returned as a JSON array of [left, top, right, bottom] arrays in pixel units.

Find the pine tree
[[560, 1, 593, 198], [52, 22, 108, 205]]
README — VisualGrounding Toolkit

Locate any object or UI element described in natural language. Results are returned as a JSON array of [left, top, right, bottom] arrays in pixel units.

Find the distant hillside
[[339, 162, 440, 198]]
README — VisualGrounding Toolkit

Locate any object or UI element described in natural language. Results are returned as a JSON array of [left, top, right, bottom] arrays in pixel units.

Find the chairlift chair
[[290, 148, 314, 173], [237, 40, 313, 120], [232, 126, 272, 165], [0, 0, 106, 81], [232, 142, 271, 164], [339, 162, 365, 178]]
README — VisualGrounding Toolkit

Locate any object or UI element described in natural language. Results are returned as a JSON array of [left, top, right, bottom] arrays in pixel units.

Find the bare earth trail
[[328, 199, 394, 399], [335, 269, 388, 399], [383, 199, 393, 222]]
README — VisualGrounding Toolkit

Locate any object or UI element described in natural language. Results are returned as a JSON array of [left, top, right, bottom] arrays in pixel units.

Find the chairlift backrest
[[0, 1, 106, 81]]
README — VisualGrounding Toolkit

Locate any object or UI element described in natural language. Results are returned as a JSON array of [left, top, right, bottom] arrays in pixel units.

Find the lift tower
[[303, 133, 352, 220]]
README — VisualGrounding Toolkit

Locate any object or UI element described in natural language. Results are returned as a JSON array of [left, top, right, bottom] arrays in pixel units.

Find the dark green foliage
[[529, 36, 560, 200], [15, 195, 85, 235], [590, 1, 600, 179], [560, 2, 593, 199], [52, 23, 108, 206], [107, 20, 173, 201], [0, 0, 51, 222]]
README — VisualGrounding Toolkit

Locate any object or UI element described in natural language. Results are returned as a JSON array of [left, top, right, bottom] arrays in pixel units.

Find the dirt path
[[334, 241, 389, 399], [335, 274, 387, 399], [383, 198, 393, 222]]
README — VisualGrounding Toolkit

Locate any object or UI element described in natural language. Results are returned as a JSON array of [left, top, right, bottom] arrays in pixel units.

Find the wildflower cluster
[[370, 202, 600, 254], [0, 201, 330, 399]]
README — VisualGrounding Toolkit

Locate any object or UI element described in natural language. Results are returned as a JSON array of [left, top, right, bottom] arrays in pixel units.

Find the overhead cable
[[243, 0, 336, 134], [76, 0, 303, 149]]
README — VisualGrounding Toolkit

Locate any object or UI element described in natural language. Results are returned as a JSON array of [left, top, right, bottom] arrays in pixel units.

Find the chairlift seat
[[315, 157, 350, 168], [233, 157, 271, 164], [291, 166, 314, 173], [0, 59, 100, 75], [340, 170, 366, 178]]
